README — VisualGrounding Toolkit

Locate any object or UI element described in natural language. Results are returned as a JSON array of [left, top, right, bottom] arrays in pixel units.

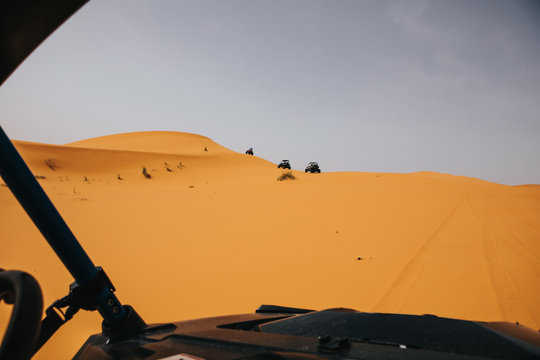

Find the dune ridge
[[66, 131, 233, 154], [1, 131, 539, 359]]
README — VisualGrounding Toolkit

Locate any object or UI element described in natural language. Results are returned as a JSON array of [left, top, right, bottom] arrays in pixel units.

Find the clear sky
[[1, 0, 539, 185]]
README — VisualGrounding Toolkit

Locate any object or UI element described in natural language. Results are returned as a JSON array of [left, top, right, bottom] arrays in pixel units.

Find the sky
[[1, 0, 539, 185]]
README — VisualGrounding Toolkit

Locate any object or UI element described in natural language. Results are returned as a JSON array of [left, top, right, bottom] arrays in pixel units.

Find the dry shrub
[[277, 172, 296, 181], [44, 158, 58, 171], [142, 167, 151, 179]]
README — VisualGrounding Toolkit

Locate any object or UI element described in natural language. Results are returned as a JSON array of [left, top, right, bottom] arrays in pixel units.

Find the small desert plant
[[164, 162, 172, 172], [177, 161, 184, 169], [84, 176, 88, 182], [44, 158, 58, 171], [142, 167, 151, 179], [117, 174, 124, 180], [204, 146, 208, 151], [277, 172, 296, 181], [35, 175, 46, 179]]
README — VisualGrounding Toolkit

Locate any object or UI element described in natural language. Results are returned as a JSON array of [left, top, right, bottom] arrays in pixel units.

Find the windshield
[[1, 2, 539, 360]]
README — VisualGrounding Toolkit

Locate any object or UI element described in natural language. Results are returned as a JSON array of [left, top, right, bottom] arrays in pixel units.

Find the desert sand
[[1, 131, 539, 359]]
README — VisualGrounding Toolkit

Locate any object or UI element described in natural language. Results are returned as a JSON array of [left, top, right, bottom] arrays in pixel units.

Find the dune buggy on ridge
[[305, 161, 321, 173]]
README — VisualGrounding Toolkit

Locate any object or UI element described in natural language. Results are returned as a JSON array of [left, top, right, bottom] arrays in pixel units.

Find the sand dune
[[66, 131, 233, 154], [1, 131, 539, 359]]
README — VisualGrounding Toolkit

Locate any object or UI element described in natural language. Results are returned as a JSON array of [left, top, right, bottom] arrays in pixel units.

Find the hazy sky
[[1, 0, 539, 185]]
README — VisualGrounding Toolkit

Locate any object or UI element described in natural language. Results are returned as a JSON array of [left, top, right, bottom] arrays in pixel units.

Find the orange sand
[[1, 131, 539, 359]]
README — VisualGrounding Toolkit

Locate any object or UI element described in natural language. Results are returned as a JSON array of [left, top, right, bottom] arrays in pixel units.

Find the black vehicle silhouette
[[278, 160, 291, 169], [245, 148, 254, 155], [305, 162, 321, 173], [1, 2, 539, 360]]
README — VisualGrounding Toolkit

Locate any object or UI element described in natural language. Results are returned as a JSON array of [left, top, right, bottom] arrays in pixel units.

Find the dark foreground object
[[0, 270, 43, 360], [75, 305, 540, 360]]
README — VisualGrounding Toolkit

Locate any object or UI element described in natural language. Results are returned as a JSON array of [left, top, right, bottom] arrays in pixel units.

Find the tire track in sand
[[486, 193, 540, 267], [373, 197, 465, 311], [488, 193, 540, 235], [481, 194, 538, 328]]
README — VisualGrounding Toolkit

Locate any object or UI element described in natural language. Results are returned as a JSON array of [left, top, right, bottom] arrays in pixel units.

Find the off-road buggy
[[305, 162, 321, 173], [278, 160, 291, 169]]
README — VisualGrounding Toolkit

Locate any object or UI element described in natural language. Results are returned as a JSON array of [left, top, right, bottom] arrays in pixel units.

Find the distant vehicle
[[245, 147, 254, 155], [305, 162, 321, 173], [278, 160, 291, 169]]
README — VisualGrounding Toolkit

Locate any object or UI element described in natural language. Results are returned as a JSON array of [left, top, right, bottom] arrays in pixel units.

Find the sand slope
[[1, 131, 539, 359]]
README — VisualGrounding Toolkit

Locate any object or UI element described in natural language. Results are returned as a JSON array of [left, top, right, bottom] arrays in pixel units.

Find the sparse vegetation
[[142, 167, 151, 179], [277, 172, 296, 181], [204, 146, 208, 151], [164, 162, 172, 172], [117, 174, 124, 180], [177, 162, 184, 169], [45, 158, 58, 171], [35, 175, 46, 179], [84, 176, 88, 182]]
